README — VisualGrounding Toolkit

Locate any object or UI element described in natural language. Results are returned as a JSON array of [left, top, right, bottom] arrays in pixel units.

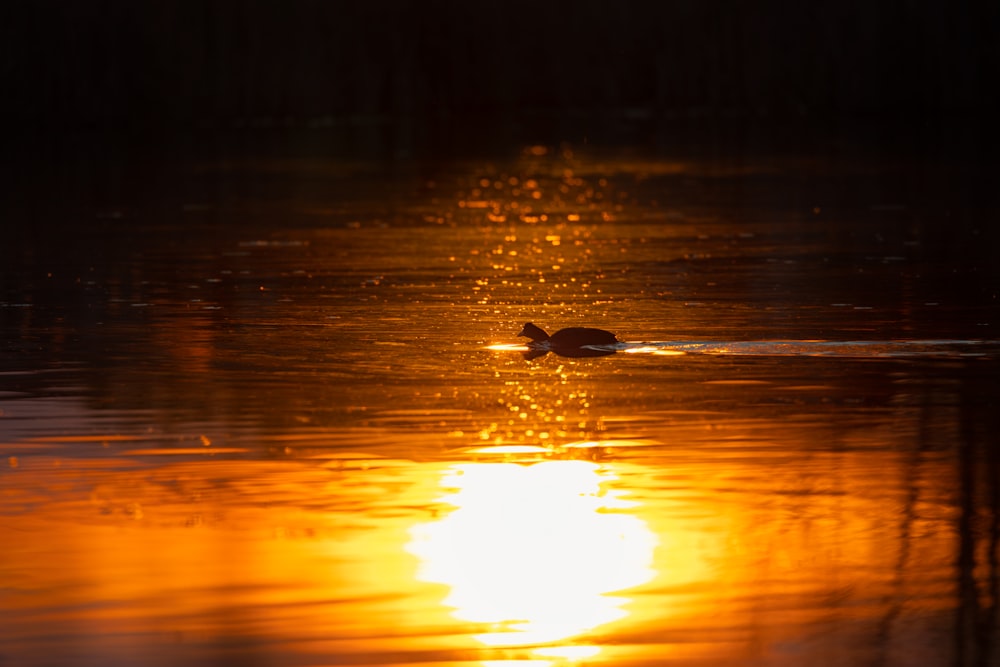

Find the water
[[2, 141, 999, 666]]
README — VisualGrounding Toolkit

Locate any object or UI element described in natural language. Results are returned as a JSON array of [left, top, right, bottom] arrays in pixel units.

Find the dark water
[[2, 142, 999, 666]]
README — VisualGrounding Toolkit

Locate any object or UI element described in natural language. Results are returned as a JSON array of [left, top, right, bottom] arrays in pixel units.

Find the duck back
[[548, 327, 618, 348]]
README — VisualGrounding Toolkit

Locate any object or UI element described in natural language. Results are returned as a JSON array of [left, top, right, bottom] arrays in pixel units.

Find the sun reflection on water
[[406, 460, 657, 653]]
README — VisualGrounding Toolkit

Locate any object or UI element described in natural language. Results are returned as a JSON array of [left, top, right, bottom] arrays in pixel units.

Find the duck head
[[517, 322, 550, 343]]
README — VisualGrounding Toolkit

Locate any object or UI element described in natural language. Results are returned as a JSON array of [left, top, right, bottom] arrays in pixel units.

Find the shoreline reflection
[[406, 460, 657, 651]]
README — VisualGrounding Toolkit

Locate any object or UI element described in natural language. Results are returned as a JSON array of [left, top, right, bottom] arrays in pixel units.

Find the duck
[[517, 322, 619, 358]]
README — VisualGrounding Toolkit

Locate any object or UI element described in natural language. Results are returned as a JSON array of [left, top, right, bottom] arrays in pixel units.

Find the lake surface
[[2, 139, 999, 666]]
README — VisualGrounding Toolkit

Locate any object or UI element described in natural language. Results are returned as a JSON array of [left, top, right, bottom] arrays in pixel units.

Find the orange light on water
[[407, 460, 657, 649], [485, 343, 529, 352]]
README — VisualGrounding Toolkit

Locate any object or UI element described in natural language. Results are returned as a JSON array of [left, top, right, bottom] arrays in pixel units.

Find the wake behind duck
[[492, 324, 997, 361]]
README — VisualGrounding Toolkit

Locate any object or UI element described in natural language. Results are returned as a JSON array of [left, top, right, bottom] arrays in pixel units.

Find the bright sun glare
[[407, 460, 657, 650]]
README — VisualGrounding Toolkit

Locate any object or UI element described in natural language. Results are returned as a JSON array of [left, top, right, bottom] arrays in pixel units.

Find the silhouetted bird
[[517, 322, 618, 358]]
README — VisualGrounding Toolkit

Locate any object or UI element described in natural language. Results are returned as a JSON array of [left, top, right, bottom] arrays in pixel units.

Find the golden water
[[2, 146, 998, 666]]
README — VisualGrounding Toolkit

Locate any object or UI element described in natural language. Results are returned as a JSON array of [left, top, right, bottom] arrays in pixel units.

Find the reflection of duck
[[517, 322, 619, 359]]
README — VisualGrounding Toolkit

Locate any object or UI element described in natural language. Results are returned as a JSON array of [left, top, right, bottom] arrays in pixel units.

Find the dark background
[[3, 1, 997, 159]]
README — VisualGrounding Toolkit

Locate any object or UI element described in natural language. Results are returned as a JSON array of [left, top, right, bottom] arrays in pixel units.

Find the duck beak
[[517, 326, 527, 337]]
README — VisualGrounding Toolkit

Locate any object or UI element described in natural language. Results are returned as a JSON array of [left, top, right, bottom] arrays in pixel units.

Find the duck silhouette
[[517, 322, 619, 359]]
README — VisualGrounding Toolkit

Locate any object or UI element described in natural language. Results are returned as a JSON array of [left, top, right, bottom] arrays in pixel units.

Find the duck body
[[517, 322, 618, 357]]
